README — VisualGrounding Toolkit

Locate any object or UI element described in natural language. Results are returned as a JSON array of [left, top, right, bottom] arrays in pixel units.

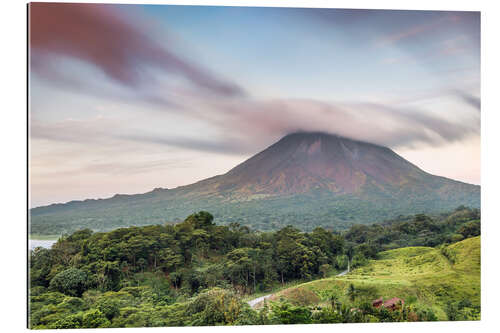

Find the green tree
[[51, 314, 83, 329], [82, 309, 110, 328], [457, 221, 480, 238], [347, 283, 356, 301], [270, 302, 312, 324], [49, 268, 89, 297], [319, 264, 330, 278], [184, 211, 215, 230], [187, 288, 248, 326]]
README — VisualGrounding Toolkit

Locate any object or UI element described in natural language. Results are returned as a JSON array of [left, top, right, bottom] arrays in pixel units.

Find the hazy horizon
[[29, 3, 480, 208]]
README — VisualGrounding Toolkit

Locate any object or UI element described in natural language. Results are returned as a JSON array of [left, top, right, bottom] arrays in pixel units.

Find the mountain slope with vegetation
[[30, 132, 480, 235]]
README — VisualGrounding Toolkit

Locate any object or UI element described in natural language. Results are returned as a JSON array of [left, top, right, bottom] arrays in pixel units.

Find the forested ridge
[[29, 206, 480, 328]]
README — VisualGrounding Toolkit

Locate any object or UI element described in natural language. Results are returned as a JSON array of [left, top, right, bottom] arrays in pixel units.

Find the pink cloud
[[29, 3, 243, 97]]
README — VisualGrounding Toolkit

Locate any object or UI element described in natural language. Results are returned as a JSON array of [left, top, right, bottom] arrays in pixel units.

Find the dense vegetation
[[265, 236, 480, 322], [30, 180, 480, 236], [29, 207, 480, 328]]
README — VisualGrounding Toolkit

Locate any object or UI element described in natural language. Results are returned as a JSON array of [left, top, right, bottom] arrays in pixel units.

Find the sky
[[29, 3, 480, 208]]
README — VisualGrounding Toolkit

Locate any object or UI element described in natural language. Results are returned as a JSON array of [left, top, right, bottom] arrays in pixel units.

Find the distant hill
[[30, 132, 480, 235]]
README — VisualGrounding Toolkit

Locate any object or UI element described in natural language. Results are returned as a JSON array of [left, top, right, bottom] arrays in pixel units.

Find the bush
[[450, 233, 465, 243], [187, 288, 248, 326], [82, 309, 110, 328], [270, 302, 312, 324], [57, 296, 84, 312], [97, 298, 120, 320], [414, 305, 438, 321], [457, 221, 480, 238], [49, 268, 89, 297], [311, 307, 342, 323], [50, 313, 83, 329], [29, 286, 47, 296]]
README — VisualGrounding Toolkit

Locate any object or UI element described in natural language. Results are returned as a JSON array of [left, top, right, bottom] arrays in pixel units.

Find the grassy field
[[264, 237, 480, 320]]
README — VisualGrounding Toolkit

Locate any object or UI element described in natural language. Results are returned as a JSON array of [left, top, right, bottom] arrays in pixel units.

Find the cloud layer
[[30, 3, 244, 97]]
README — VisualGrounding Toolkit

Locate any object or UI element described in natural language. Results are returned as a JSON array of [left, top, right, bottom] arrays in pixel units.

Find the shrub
[[82, 309, 110, 328], [29, 286, 47, 296], [187, 288, 248, 326], [49, 268, 89, 297], [270, 302, 312, 324], [311, 307, 342, 323], [97, 298, 120, 320], [50, 313, 83, 329]]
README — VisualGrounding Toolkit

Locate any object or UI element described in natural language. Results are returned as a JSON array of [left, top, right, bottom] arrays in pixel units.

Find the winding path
[[247, 268, 349, 308], [247, 294, 273, 308]]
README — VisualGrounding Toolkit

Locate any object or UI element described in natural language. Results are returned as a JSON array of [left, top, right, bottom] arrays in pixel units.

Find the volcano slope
[[30, 132, 480, 235]]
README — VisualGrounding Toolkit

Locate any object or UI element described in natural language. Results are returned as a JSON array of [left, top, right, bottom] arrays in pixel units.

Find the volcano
[[177, 132, 447, 197], [30, 132, 480, 234]]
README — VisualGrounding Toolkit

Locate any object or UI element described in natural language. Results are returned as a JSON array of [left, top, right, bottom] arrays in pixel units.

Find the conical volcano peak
[[31, 132, 480, 234], [213, 132, 429, 196]]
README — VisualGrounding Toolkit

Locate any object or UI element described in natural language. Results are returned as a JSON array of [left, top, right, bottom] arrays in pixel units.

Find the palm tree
[[329, 293, 339, 308], [347, 283, 356, 301]]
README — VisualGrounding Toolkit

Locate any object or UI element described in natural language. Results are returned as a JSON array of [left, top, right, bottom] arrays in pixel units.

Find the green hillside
[[30, 188, 480, 236], [265, 236, 480, 321], [30, 132, 480, 236]]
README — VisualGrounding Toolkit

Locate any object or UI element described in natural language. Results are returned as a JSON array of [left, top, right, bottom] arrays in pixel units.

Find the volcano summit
[[31, 132, 480, 234]]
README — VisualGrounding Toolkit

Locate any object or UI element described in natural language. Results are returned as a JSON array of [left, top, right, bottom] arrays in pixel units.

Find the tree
[[225, 248, 252, 290], [248, 248, 262, 292], [270, 302, 312, 324], [192, 229, 210, 258], [100, 261, 122, 291], [49, 268, 89, 297], [347, 283, 356, 301], [457, 221, 480, 238], [30, 247, 54, 287], [158, 248, 182, 273], [137, 258, 147, 273], [51, 314, 83, 329], [82, 309, 110, 328], [328, 293, 339, 308], [187, 288, 248, 326], [97, 298, 120, 321], [319, 264, 330, 278], [184, 211, 215, 230]]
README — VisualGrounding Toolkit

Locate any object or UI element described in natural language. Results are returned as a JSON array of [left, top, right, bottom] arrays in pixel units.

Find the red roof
[[383, 298, 404, 308], [372, 297, 404, 309]]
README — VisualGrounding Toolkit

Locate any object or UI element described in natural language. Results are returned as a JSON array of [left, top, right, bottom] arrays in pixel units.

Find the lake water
[[29, 239, 57, 251]]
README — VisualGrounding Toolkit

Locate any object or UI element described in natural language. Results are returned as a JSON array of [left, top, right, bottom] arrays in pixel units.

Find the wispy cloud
[[453, 90, 481, 112], [29, 3, 244, 98], [119, 134, 255, 155], [375, 14, 461, 47], [31, 95, 480, 156]]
